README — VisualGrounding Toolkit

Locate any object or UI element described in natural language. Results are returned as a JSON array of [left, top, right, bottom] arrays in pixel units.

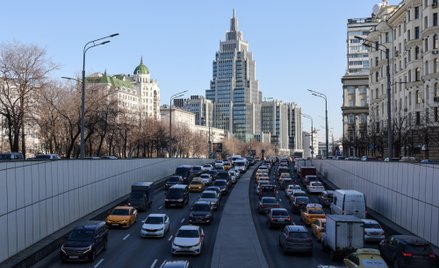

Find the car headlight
[[83, 245, 92, 253], [177, 198, 184, 202], [61, 245, 66, 253]]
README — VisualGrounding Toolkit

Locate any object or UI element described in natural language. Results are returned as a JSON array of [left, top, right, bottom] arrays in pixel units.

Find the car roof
[[392, 235, 430, 245], [160, 260, 190, 268], [194, 200, 210, 205], [361, 219, 380, 224], [261, 196, 277, 201], [286, 225, 308, 232], [170, 184, 187, 189], [74, 221, 105, 230], [147, 213, 166, 218], [201, 190, 217, 194], [355, 248, 381, 255], [114, 205, 132, 209], [179, 225, 200, 231], [270, 208, 288, 212]]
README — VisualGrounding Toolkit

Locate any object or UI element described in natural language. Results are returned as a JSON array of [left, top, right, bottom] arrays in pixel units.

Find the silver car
[[362, 219, 385, 242]]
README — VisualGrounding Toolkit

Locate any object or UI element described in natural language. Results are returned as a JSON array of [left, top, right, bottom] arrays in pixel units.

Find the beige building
[[368, 0, 439, 159]]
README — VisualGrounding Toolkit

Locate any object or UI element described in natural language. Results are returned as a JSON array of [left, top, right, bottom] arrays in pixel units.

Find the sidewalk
[[210, 165, 268, 268]]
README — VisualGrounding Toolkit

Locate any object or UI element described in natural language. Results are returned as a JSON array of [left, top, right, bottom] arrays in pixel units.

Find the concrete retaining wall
[[0, 158, 210, 263], [314, 160, 439, 247]]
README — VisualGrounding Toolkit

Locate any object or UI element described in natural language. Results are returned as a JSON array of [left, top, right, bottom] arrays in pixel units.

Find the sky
[[1, 0, 394, 141]]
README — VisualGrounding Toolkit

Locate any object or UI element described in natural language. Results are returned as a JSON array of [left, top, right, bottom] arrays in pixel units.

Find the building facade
[[206, 10, 261, 142], [174, 95, 213, 127], [261, 100, 289, 153], [287, 102, 303, 155], [341, 17, 376, 157], [368, 0, 439, 159]]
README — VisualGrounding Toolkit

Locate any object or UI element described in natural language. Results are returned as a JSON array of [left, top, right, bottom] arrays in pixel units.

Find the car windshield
[[312, 182, 323, 187], [235, 162, 245, 166], [364, 223, 382, 229], [168, 177, 180, 183], [308, 209, 324, 215], [217, 173, 229, 179], [203, 164, 211, 167], [290, 232, 309, 239], [192, 204, 210, 211], [206, 187, 219, 192], [68, 229, 94, 242], [176, 229, 199, 238], [145, 216, 163, 224], [175, 167, 190, 177], [130, 192, 144, 198], [193, 166, 202, 170], [201, 192, 216, 198], [35, 155, 50, 159], [167, 189, 184, 197], [272, 210, 288, 216], [200, 174, 209, 178], [295, 197, 310, 203], [111, 209, 129, 215], [214, 181, 226, 186], [406, 244, 432, 254], [191, 181, 202, 185], [262, 198, 277, 204]]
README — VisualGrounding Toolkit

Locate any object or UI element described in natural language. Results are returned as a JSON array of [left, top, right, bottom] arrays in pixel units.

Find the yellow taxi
[[344, 248, 388, 268], [300, 203, 325, 225], [311, 218, 326, 242], [188, 178, 205, 192], [106, 205, 137, 228]]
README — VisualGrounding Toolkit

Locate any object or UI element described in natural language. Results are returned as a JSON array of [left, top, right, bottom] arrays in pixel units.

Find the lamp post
[[302, 113, 314, 159], [308, 89, 329, 158], [355, 35, 393, 159], [79, 33, 119, 159], [169, 90, 188, 157], [202, 117, 212, 158]]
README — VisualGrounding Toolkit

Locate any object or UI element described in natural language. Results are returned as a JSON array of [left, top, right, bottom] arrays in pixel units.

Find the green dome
[[134, 56, 149, 75]]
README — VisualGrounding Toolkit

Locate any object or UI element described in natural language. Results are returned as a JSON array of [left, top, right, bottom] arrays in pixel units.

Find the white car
[[285, 184, 301, 197], [362, 219, 385, 242], [140, 213, 170, 238], [172, 225, 204, 255], [201, 164, 213, 171], [228, 170, 237, 183], [306, 181, 325, 194], [199, 173, 212, 185]]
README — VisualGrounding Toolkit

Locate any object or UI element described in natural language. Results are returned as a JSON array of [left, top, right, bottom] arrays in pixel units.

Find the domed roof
[[133, 56, 149, 75]]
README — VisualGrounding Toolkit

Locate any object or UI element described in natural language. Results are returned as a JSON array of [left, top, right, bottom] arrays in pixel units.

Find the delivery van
[[330, 189, 366, 218]]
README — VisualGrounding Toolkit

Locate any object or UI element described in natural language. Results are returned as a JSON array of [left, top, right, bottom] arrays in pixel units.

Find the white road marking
[[180, 218, 185, 223], [158, 206, 163, 209], [160, 260, 167, 267], [94, 259, 104, 268], [122, 234, 130, 240], [168, 235, 174, 241], [150, 259, 158, 268], [279, 199, 282, 202]]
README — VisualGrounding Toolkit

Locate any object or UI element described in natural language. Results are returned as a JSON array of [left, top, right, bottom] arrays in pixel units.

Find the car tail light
[[259, 204, 264, 208], [274, 204, 280, 208], [286, 217, 291, 221], [271, 218, 276, 221], [401, 251, 413, 257], [428, 253, 437, 259]]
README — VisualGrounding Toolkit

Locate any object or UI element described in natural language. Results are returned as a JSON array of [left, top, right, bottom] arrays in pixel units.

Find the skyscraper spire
[[140, 56, 143, 65], [230, 8, 238, 32]]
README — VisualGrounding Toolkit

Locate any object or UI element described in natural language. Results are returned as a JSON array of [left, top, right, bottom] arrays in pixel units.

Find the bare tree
[[0, 41, 56, 156]]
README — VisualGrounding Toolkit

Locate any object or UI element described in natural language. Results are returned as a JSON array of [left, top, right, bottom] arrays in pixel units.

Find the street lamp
[[79, 33, 119, 159], [169, 90, 188, 157], [308, 89, 329, 158], [355, 35, 393, 159], [202, 117, 212, 158], [302, 113, 314, 159]]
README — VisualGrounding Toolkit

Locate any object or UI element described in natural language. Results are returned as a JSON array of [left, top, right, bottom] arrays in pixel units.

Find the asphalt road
[[250, 161, 381, 268], [32, 181, 232, 268]]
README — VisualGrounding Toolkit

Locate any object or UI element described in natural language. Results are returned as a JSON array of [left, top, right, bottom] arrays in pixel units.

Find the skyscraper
[[206, 9, 261, 142]]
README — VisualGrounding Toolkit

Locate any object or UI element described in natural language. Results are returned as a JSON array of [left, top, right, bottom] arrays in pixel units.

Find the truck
[[321, 214, 364, 261], [299, 166, 317, 180], [128, 182, 155, 211]]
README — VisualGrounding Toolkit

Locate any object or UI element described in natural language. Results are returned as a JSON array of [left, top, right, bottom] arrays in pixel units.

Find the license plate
[[69, 256, 79, 259], [112, 224, 119, 226]]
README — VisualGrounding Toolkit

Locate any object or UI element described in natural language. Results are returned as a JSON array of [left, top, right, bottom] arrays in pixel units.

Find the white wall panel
[[0, 170, 7, 216], [16, 208, 25, 253], [7, 212, 17, 256], [0, 215, 8, 261]]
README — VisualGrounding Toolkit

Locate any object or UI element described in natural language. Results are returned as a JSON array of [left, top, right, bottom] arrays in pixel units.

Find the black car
[[165, 176, 184, 190], [207, 170, 218, 180], [188, 201, 214, 224], [191, 165, 203, 176], [174, 165, 193, 184], [216, 171, 231, 184], [291, 196, 310, 214], [278, 225, 313, 254], [318, 190, 334, 207], [165, 185, 189, 208], [213, 179, 228, 195], [60, 221, 108, 262], [379, 235, 438, 268]]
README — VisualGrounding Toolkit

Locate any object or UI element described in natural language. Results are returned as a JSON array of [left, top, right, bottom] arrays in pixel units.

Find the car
[[399, 156, 417, 162], [174, 165, 194, 184], [201, 164, 213, 171], [205, 186, 221, 198], [198, 190, 220, 210], [191, 165, 203, 176], [304, 175, 318, 185], [165, 184, 189, 208], [188, 178, 205, 192], [35, 153, 61, 160], [258, 196, 280, 214], [318, 190, 334, 207], [278, 225, 313, 255], [223, 161, 232, 171], [362, 219, 385, 243], [0, 151, 24, 160], [279, 177, 294, 190], [100, 155, 117, 160], [213, 179, 228, 195], [60, 221, 108, 262], [285, 184, 301, 197], [288, 189, 307, 203], [291, 196, 310, 214], [256, 180, 271, 195], [311, 218, 326, 242], [300, 203, 325, 225], [188, 201, 214, 224], [140, 213, 170, 238], [216, 171, 232, 186], [207, 170, 218, 180], [266, 208, 291, 228], [172, 225, 204, 255], [160, 260, 192, 268], [307, 181, 325, 194], [199, 173, 212, 185], [379, 235, 438, 268], [344, 248, 388, 268], [165, 175, 184, 190], [228, 170, 238, 183], [105, 205, 137, 228], [259, 184, 277, 199], [420, 159, 439, 164]]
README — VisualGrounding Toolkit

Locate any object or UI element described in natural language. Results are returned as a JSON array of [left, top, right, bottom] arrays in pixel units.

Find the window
[[415, 68, 421, 81], [408, 29, 411, 41], [416, 111, 421, 125], [434, 35, 439, 49], [435, 58, 439, 72], [416, 90, 422, 103], [385, 32, 389, 43], [409, 92, 412, 106], [435, 83, 439, 97], [425, 60, 429, 75], [425, 38, 429, 52], [415, 27, 420, 39], [415, 46, 420, 59], [425, 16, 429, 28], [415, 7, 420, 19], [434, 13, 438, 27], [376, 72, 379, 82], [435, 107, 439, 122]]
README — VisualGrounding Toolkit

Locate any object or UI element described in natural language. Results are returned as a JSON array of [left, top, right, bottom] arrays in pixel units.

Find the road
[[33, 182, 232, 268], [250, 161, 380, 267]]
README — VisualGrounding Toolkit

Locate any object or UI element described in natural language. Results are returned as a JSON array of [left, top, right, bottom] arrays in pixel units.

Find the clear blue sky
[[1, 0, 393, 141]]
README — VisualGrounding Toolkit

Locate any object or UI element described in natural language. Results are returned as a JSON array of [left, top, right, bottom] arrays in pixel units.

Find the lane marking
[[160, 260, 167, 267], [180, 218, 185, 223], [150, 259, 158, 268], [158, 206, 163, 210], [168, 235, 173, 241], [122, 234, 130, 240], [94, 259, 104, 268]]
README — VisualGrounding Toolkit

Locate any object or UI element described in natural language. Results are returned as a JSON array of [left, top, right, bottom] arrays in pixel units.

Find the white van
[[330, 189, 366, 218]]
